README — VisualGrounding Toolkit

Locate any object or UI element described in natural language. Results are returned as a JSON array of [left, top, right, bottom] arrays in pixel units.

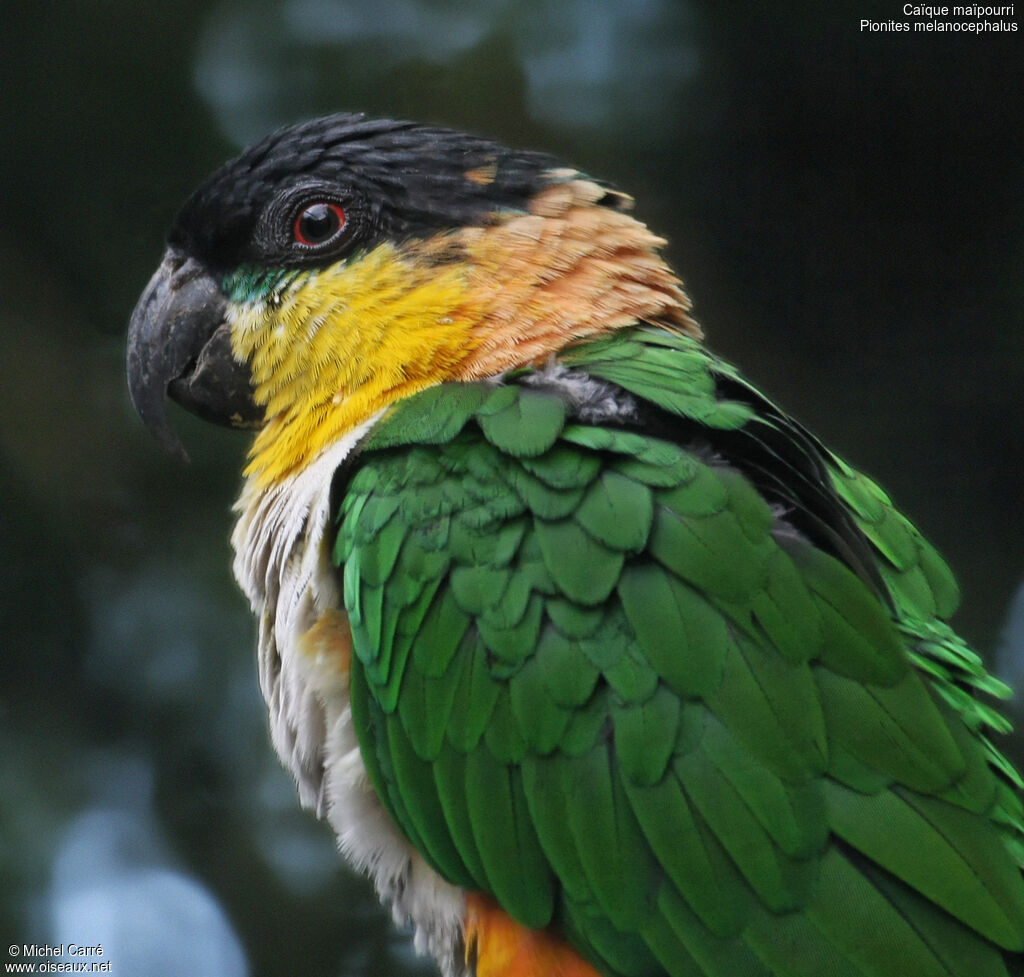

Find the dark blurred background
[[1, 2, 1022, 975]]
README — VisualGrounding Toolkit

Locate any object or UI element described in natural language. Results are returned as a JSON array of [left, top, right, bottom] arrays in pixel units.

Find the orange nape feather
[[465, 893, 603, 977], [450, 178, 699, 380]]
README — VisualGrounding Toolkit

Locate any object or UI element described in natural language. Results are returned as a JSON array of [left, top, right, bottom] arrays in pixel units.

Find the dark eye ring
[[292, 201, 347, 248]]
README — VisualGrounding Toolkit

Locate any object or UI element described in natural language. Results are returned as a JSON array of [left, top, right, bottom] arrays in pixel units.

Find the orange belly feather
[[465, 893, 603, 977]]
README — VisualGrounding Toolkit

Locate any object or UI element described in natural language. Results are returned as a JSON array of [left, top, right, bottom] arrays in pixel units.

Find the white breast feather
[[230, 413, 468, 977]]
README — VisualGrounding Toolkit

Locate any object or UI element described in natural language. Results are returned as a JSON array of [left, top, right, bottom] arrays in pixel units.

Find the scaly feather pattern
[[335, 327, 1024, 977]]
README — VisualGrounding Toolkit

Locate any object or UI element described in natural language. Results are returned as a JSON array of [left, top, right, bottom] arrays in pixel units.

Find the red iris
[[293, 202, 346, 247]]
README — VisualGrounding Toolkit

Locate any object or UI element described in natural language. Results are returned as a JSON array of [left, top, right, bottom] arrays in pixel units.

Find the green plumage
[[335, 327, 1024, 977]]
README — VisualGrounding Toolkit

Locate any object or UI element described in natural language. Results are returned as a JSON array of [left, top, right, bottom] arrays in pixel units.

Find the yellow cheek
[[230, 243, 482, 485]]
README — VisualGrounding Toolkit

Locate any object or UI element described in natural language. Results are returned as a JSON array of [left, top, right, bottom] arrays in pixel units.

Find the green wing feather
[[336, 327, 1024, 977]]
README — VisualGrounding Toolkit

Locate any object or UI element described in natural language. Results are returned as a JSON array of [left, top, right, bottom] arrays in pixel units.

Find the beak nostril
[[168, 253, 211, 291]]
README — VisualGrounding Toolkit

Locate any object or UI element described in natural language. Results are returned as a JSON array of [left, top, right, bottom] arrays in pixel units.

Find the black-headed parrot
[[126, 114, 1024, 977]]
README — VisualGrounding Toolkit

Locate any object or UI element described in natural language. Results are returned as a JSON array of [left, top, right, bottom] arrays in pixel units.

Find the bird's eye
[[292, 202, 346, 248]]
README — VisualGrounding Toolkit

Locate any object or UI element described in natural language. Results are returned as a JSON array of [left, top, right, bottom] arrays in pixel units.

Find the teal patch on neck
[[222, 266, 298, 304]]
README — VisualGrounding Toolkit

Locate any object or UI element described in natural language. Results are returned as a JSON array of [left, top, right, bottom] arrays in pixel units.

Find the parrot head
[[127, 113, 695, 483]]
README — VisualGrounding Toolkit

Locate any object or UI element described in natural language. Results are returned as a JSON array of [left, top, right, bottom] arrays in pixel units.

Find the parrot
[[126, 113, 1024, 977]]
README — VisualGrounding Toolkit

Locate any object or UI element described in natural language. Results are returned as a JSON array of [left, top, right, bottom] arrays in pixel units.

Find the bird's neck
[[229, 179, 698, 488]]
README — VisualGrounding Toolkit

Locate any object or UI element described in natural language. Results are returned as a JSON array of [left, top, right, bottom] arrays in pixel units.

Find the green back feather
[[336, 326, 1024, 977]]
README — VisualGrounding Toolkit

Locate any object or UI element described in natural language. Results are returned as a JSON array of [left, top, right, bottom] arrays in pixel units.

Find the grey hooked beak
[[126, 249, 262, 460]]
